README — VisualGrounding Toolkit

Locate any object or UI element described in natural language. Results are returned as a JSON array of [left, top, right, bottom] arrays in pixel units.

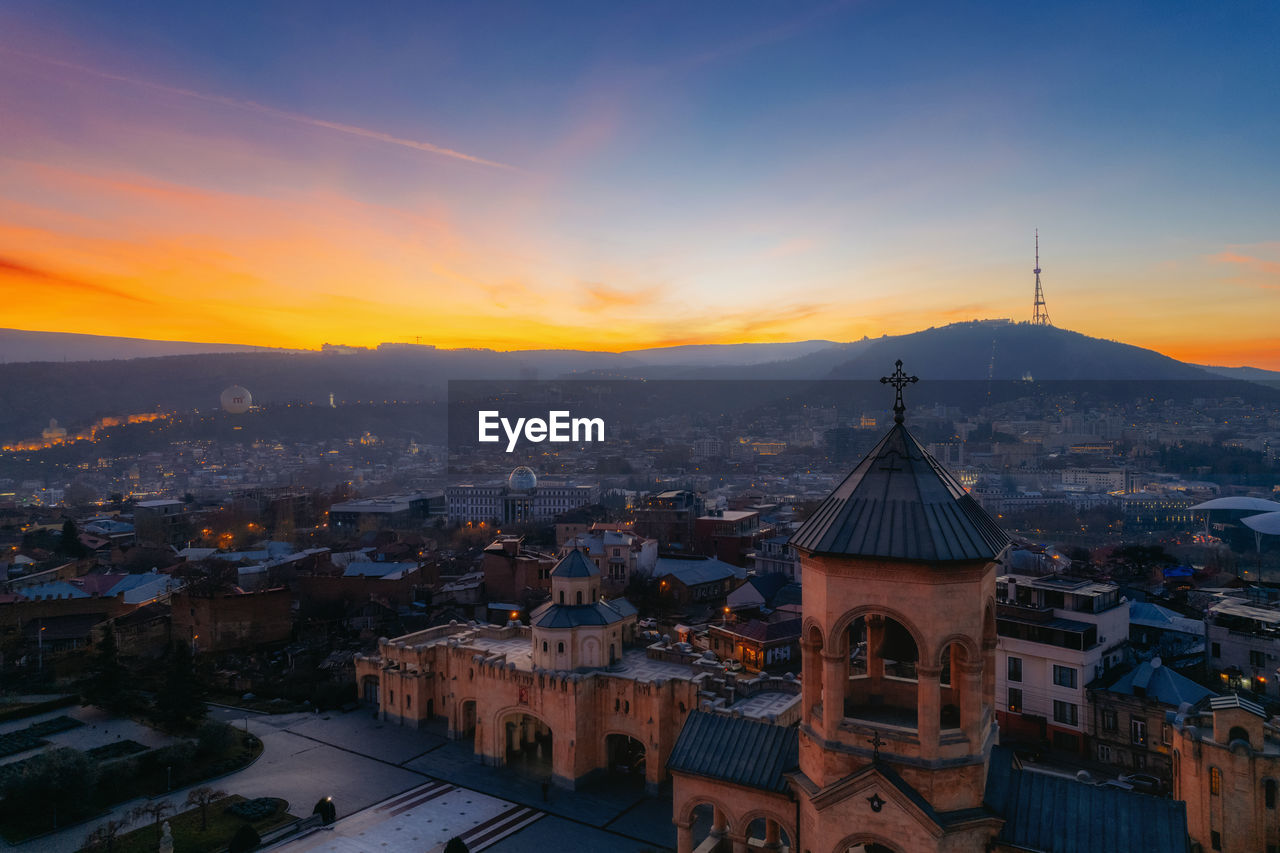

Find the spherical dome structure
[[220, 385, 253, 414], [508, 466, 537, 492]]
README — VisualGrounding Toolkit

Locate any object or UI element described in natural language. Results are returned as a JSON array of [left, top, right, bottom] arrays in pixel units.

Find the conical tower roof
[[550, 548, 598, 578], [790, 423, 1008, 562]]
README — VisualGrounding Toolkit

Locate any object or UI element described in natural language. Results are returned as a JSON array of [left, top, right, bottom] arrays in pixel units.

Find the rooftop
[[790, 423, 1008, 562], [667, 710, 797, 794]]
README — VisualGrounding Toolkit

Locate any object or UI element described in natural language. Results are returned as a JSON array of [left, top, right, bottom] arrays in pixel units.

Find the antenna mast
[[1032, 229, 1052, 326]]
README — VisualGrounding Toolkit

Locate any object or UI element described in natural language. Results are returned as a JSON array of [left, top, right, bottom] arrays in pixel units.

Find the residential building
[[479, 535, 557, 603], [694, 509, 763, 566], [1206, 595, 1280, 701], [559, 529, 657, 589], [632, 490, 705, 551], [995, 573, 1128, 753], [1088, 657, 1215, 789], [706, 618, 800, 672], [751, 534, 801, 582]]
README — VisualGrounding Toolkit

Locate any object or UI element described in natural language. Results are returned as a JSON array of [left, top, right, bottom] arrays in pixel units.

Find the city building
[[750, 534, 802, 582], [479, 536, 557, 603], [1173, 694, 1280, 853], [1087, 657, 1215, 789], [994, 573, 1128, 754], [559, 528, 657, 589], [654, 555, 743, 609], [446, 467, 599, 525], [328, 492, 442, 535], [132, 499, 192, 545], [1206, 594, 1280, 701], [632, 490, 705, 551], [706, 617, 800, 673], [694, 508, 763, 566]]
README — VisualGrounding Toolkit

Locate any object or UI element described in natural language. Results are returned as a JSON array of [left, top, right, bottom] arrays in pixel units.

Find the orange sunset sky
[[1, 3, 1278, 367]]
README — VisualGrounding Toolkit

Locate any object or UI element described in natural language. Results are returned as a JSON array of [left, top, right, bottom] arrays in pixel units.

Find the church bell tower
[[788, 362, 1009, 852]]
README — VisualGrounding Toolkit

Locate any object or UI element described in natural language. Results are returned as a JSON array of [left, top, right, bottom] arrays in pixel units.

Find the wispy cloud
[[582, 282, 664, 310], [2, 48, 517, 171], [1208, 250, 1280, 277], [0, 255, 152, 303]]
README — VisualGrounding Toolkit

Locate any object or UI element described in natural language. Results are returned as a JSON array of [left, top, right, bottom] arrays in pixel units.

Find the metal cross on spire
[[879, 359, 918, 424]]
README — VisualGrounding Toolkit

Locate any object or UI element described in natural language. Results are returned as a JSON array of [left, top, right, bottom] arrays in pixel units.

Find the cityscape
[[2, 3, 1279, 853]]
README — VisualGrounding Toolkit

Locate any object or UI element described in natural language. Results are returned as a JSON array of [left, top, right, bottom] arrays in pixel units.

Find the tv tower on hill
[[1031, 229, 1052, 326]]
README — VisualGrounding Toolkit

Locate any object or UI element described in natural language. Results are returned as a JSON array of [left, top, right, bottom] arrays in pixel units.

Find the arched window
[[1267, 779, 1277, 809], [559, 592, 564, 604], [1210, 767, 1222, 796], [558, 642, 565, 653], [576, 591, 583, 605], [542, 641, 548, 652]]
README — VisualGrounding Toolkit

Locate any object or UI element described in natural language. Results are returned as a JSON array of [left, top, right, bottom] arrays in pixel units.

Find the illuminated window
[[1210, 767, 1221, 796]]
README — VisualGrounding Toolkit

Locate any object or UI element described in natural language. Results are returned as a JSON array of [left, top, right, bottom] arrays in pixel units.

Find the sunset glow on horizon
[[1, 2, 1278, 367]]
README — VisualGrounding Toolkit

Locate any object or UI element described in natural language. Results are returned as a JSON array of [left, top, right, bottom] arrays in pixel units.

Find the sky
[[0, 1, 1278, 366]]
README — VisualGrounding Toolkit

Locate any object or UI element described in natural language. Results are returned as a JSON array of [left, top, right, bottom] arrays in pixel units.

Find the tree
[[196, 720, 234, 756], [443, 838, 470, 853], [155, 641, 207, 729], [82, 818, 128, 853], [61, 518, 87, 558], [312, 796, 337, 825], [7, 747, 97, 828], [185, 786, 227, 831], [82, 626, 128, 713], [129, 799, 171, 845]]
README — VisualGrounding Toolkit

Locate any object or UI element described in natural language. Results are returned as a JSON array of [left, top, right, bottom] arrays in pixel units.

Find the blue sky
[[0, 1, 1277, 363]]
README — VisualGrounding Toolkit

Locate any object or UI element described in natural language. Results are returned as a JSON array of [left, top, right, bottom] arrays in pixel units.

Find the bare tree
[[184, 785, 228, 831], [82, 818, 128, 853], [129, 800, 172, 844]]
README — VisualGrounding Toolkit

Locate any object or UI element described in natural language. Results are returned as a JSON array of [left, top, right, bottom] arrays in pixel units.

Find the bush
[[444, 837, 470, 853], [197, 721, 235, 756], [228, 823, 261, 853], [226, 798, 279, 821]]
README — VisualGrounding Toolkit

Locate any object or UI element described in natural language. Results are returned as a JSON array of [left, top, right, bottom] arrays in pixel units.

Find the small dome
[[220, 385, 253, 414], [508, 466, 537, 492]]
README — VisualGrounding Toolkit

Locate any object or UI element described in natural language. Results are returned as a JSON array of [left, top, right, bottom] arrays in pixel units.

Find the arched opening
[[605, 734, 646, 789], [847, 844, 898, 853], [846, 614, 919, 729], [804, 624, 824, 719], [687, 802, 728, 852], [360, 675, 379, 705], [500, 711, 553, 781], [459, 700, 478, 741], [744, 816, 792, 853], [939, 641, 970, 731], [1229, 725, 1251, 746]]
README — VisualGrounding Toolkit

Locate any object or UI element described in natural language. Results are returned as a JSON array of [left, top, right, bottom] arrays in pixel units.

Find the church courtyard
[[20, 705, 675, 853]]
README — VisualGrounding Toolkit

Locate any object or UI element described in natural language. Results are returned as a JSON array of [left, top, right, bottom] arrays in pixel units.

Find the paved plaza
[[9, 706, 675, 853], [0, 702, 180, 768]]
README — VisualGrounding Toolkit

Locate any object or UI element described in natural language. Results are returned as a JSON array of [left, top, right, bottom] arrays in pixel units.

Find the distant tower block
[[1032, 229, 1052, 326], [220, 385, 252, 414]]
